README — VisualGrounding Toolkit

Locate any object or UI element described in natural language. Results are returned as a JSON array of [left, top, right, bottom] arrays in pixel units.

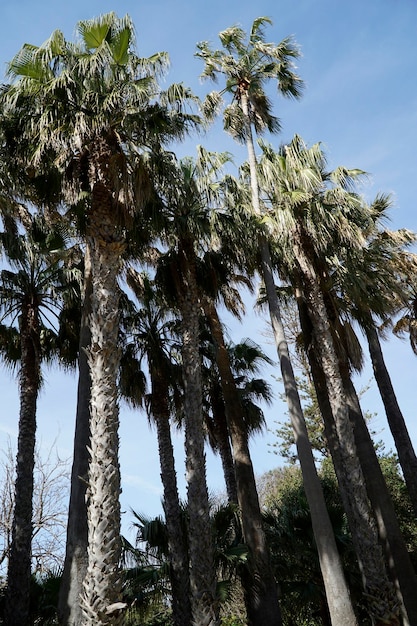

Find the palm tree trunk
[[294, 249, 400, 625], [240, 91, 357, 626], [4, 309, 40, 626], [59, 244, 92, 626], [150, 363, 192, 626], [176, 242, 219, 626], [340, 364, 417, 626], [210, 391, 239, 504], [81, 180, 125, 626], [364, 318, 417, 519], [204, 298, 283, 626], [260, 249, 358, 626]]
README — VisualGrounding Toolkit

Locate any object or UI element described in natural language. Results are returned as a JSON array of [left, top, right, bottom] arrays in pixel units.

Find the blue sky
[[1, 0, 417, 540]]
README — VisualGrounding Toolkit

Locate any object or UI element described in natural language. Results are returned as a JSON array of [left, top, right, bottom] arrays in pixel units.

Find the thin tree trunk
[[365, 318, 417, 519], [204, 298, 284, 626], [260, 250, 358, 626], [210, 392, 239, 505], [59, 244, 92, 626], [150, 363, 192, 626], [293, 253, 400, 625], [240, 91, 357, 626], [176, 242, 219, 626], [4, 310, 40, 626]]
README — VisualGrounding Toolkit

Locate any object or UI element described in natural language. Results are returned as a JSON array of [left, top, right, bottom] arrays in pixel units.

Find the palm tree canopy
[[0, 215, 81, 371], [196, 16, 303, 141], [1, 12, 201, 217]]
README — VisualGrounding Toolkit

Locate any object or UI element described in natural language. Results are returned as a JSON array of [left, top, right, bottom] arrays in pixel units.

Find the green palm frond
[[249, 17, 273, 45], [196, 16, 303, 144]]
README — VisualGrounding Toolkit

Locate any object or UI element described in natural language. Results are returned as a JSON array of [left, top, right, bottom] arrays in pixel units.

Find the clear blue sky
[[1, 0, 417, 539]]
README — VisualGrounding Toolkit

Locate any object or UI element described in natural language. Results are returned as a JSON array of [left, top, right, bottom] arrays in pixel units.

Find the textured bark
[[176, 242, 219, 626], [259, 250, 357, 626], [341, 367, 417, 626], [204, 299, 285, 626], [365, 320, 417, 519], [300, 282, 417, 625], [59, 246, 92, 626], [293, 253, 400, 624], [240, 90, 356, 626], [150, 362, 192, 626], [80, 149, 125, 624], [4, 305, 41, 626]]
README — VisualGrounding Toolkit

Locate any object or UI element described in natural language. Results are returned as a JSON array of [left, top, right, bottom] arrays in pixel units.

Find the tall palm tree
[[120, 268, 192, 626], [322, 196, 417, 622], [257, 135, 408, 624], [0, 216, 80, 626], [201, 297, 282, 625], [197, 19, 358, 626], [337, 198, 417, 520], [150, 147, 231, 625], [1, 13, 200, 623]]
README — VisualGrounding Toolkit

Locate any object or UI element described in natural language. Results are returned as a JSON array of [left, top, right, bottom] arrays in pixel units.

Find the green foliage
[[259, 453, 417, 625], [123, 503, 249, 625], [220, 616, 246, 626], [0, 570, 62, 625], [272, 374, 328, 463]]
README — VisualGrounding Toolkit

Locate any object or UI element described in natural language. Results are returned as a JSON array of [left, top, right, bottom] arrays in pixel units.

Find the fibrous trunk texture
[[341, 366, 417, 626], [294, 247, 400, 625], [177, 242, 219, 626], [4, 306, 40, 626], [151, 362, 192, 626], [81, 172, 125, 625]]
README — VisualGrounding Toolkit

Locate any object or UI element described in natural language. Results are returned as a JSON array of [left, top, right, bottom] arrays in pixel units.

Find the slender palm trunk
[[59, 245, 92, 626], [204, 299, 284, 626], [209, 391, 238, 504], [261, 249, 358, 626], [4, 307, 41, 626], [81, 175, 125, 625], [364, 318, 417, 519], [176, 242, 219, 626], [150, 363, 192, 626], [293, 247, 400, 625], [241, 91, 357, 626]]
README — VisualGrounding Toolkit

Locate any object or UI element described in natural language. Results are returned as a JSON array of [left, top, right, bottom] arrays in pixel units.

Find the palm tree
[[197, 19, 357, 626], [120, 268, 192, 626], [201, 298, 283, 625], [0, 216, 79, 626], [257, 135, 407, 624], [202, 333, 273, 506], [126, 501, 248, 625], [337, 199, 417, 520], [1, 13, 200, 623], [150, 147, 229, 625], [324, 197, 417, 622], [393, 279, 417, 355]]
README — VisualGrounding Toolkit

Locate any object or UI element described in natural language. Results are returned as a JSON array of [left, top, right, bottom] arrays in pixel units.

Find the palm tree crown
[[196, 17, 303, 142]]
